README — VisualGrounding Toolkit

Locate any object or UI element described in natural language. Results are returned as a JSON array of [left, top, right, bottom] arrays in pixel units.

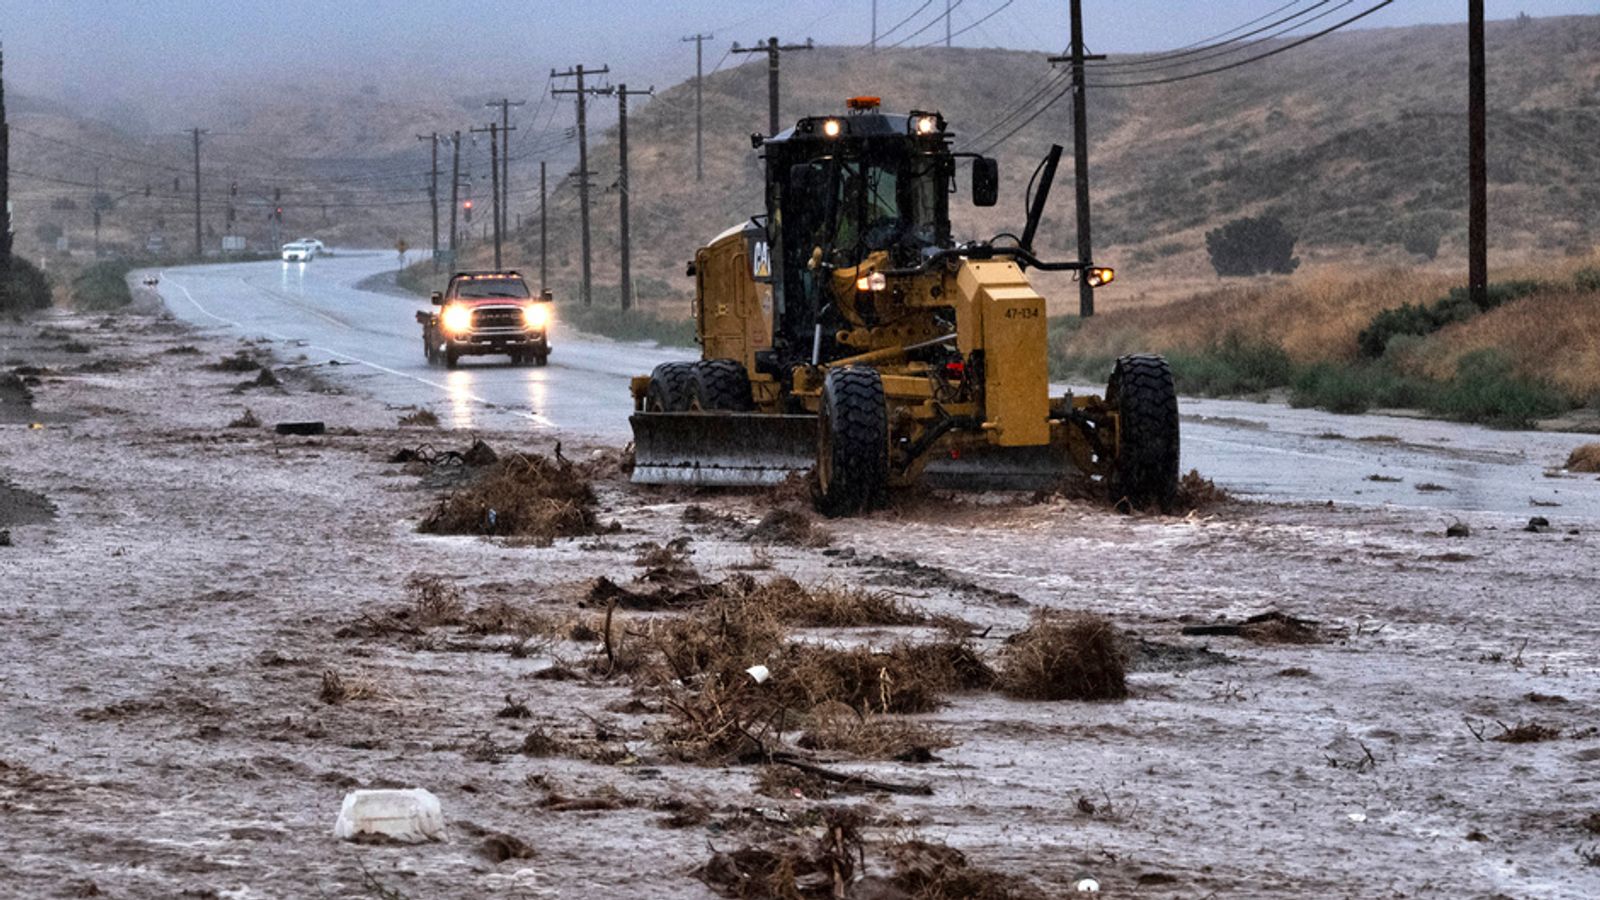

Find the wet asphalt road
[[155, 251, 1600, 523]]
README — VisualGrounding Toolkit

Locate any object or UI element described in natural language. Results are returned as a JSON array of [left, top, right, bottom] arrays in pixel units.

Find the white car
[[282, 241, 315, 262], [296, 237, 328, 255]]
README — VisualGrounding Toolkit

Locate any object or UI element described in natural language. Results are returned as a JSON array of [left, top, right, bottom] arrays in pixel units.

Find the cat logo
[[751, 241, 771, 279]]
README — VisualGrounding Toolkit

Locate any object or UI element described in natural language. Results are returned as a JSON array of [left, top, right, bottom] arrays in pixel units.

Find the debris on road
[[418, 451, 598, 543], [999, 613, 1128, 701], [333, 788, 445, 843], [273, 420, 325, 435], [1181, 611, 1325, 644], [1566, 443, 1600, 473]]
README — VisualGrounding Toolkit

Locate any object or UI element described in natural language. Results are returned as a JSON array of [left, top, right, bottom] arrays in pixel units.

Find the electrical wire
[[974, 0, 1394, 153], [883, 0, 967, 49]]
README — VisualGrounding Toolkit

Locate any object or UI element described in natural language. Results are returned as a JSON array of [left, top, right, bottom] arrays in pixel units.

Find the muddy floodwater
[[3, 296, 1599, 898]]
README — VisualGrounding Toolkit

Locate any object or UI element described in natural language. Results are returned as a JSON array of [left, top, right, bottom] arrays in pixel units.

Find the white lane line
[[163, 272, 552, 428]]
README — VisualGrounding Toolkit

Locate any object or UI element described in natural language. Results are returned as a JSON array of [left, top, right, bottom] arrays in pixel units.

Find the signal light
[[1085, 267, 1115, 288]]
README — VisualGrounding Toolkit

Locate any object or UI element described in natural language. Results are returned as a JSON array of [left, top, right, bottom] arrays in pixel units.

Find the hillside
[[4, 67, 555, 260], [471, 13, 1599, 317]]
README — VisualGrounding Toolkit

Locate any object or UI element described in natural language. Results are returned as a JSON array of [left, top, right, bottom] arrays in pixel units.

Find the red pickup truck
[[416, 270, 552, 368]]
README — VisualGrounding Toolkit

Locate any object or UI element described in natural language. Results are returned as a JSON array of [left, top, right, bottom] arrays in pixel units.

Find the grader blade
[[629, 413, 817, 487], [920, 443, 1078, 492]]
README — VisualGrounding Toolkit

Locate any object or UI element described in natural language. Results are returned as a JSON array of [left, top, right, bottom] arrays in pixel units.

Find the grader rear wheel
[[1107, 354, 1179, 511], [813, 366, 888, 517]]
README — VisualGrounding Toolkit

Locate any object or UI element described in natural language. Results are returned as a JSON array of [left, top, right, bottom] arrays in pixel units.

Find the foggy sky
[[2, 0, 1595, 128]]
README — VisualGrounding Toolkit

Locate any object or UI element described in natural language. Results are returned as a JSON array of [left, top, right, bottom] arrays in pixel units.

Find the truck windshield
[[453, 279, 531, 299]]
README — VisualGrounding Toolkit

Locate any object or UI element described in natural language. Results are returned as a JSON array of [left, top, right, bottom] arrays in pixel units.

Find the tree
[[1205, 216, 1301, 277]]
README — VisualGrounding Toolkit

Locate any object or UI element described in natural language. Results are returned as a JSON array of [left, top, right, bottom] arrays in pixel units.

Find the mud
[[4, 305, 1600, 898]]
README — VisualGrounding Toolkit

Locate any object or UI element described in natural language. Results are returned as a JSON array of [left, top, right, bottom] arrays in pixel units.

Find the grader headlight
[[912, 115, 938, 135], [822, 118, 843, 138], [855, 271, 887, 292]]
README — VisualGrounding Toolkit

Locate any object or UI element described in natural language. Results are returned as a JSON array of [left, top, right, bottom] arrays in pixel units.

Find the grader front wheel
[[646, 362, 697, 412], [813, 366, 888, 517], [690, 360, 754, 411], [1107, 354, 1180, 511]]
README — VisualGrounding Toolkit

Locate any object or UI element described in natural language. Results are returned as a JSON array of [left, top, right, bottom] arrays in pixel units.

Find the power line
[[878, 0, 938, 42], [1087, 1, 1352, 76], [1086, 0, 1393, 88], [1087, 0, 1333, 69], [973, 0, 1393, 154], [883, 0, 967, 49]]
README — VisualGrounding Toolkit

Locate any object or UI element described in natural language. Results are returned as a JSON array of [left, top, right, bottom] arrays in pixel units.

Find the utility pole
[[681, 32, 713, 180], [732, 37, 813, 137], [682, 33, 713, 182], [1468, 0, 1487, 308], [448, 130, 461, 258], [191, 127, 206, 258], [418, 132, 440, 271], [946, 0, 953, 47], [871, 1, 878, 51], [471, 122, 505, 268], [552, 63, 611, 306], [1, 44, 11, 295], [485, 98, 524, 243], [1049, 2, 1106, 318], [539, 160, 547, 291], [615, 84, 654, 312], [271, 186, 282, 251]]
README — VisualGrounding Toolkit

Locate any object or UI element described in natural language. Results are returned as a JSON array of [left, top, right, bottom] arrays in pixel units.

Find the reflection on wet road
[[156, 252, 1599, 523], [157, 252, 687, 436]]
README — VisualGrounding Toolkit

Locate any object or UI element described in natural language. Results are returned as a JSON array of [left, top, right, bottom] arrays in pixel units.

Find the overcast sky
[[3, 0, 1596, 126]]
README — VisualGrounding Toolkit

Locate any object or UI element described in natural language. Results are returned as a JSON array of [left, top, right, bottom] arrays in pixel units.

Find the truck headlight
[[441, 304, 472, 334], [523, 304, 550, 330]]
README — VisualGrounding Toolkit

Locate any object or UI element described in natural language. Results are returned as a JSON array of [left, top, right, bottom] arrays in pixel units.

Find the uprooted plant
[[418, 451, 600, 544], [997, 612, 1128, 701], [697, 817, 1049, 900]]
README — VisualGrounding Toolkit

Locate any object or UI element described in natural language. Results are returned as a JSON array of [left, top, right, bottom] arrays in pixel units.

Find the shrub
[[1164, 334, 1292, 396], [70, 261, 134, 310], [1575, 267, 1600, 292], [1401, 226, 1441, 260], [1289, 363, 1438, 414], [3, 255, 53, 312], [558, 300, 696, 346], [1358, 279, 1549, 358], [1435, 350, 1567, 428], [1204, 216, 1300, 277]]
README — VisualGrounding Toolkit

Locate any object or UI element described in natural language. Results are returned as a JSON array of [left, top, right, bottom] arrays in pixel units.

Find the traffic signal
[[464, 199, 474, 223]]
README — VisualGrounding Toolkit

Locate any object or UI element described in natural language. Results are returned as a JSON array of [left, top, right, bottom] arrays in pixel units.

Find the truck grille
[[471, 306, 523, 331]]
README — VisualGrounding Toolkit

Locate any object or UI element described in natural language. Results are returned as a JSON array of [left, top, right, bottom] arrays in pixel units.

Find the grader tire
[[1107, 354, 1179, 512], [813, 366, 888, 517], [690, 360, 754, 411], [646, 362, 697, 412]]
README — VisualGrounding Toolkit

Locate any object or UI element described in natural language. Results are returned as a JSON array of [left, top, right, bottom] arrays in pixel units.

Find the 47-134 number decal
[[1002, 307, 1040, 319]]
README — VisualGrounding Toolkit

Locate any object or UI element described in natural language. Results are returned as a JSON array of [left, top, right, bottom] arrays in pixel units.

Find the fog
[[4, 0, 1595, 130]]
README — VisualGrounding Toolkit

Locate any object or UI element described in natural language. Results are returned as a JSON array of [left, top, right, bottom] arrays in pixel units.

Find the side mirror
[[972, 157, 999, 207], [430, 291, 444, 306], [540, 289, 553, 301]]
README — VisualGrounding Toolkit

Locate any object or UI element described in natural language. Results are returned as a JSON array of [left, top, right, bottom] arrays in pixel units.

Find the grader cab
[[629, 97, 1178, 515]]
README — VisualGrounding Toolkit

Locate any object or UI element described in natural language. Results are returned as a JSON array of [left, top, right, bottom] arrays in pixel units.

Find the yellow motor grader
[[629, 97, 1178, 515]]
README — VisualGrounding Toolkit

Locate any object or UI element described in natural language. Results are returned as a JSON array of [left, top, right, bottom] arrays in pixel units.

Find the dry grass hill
[[475, 13, 1599, 317]]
